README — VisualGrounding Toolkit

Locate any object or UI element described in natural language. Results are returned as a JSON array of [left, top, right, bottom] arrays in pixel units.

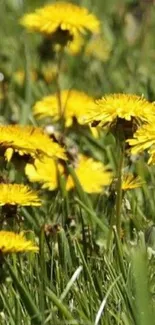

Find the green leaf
[[5, 259, 42, 324]]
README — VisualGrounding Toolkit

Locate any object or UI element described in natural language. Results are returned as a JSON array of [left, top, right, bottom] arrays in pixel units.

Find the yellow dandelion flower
[[20, 2, 100, 37], [85, 34, 111, 62], [26, 154, 112, 193], [0, 125, 66, 161], [127, 122, 155, 164], [66, 33, 84, 55], [13, 69, 37, 86], [0, 183, 41, 206], [0, 231, 38, 253], [41, 64, 58, 84], [25, 156, 64, 190], [83, 94, 155, 130], [122, 173, 145, 190], [38, 30, 84, 58], [33, 89, 95, 127], [66, 154, 112, 193]]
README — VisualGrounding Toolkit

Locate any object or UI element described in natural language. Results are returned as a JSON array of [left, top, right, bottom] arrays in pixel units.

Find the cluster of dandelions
[[2, 1, 155, 255], [31, 88, 155, 236], [0, 123, 68, 254], [0, 123, 112, 194], [0, 185, 40, 253], [0, 92, 150, 252], [0, 1, 105, 256]]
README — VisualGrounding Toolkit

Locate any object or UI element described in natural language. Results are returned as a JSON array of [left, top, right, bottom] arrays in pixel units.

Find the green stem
[[55, 49, 64, 118], [20, 40, 32, 125], [39, 228, 46, 323], [115, 143, 124, 237], [106, 205, 115, 253]]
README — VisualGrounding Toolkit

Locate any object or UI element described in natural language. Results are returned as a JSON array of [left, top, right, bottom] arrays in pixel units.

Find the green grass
[[1, 0, 155, 324]]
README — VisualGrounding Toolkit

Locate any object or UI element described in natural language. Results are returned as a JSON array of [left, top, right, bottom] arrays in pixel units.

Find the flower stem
[[115, 142, 124, 237], [55, 49, 64, 118], [21, 40, 32, 125]]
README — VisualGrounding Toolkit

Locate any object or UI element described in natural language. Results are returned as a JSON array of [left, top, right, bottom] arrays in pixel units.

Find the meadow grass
[[1, 0, 155, 324]]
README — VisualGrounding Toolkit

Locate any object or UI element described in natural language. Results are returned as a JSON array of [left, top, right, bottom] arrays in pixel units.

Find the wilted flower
[[122, 173, 145, 190]]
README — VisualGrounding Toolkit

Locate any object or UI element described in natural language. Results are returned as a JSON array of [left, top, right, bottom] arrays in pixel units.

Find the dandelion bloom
[[66, 33, 84, 55], [26, 154, 112, 193], [41, 64, 58, 84], [66, 154, 112, 193], [0, 184, 41, 206], [13, 69, 37, 86], [20, 2, 100, 37], [127, 122, 155, 164], [33, 90, 95, 127], [25, 156, 64, 191], [82, 94, 155, 136], [0, 231, 38, 253], [0, 125, 66, 161], [85, 34, 111, 62], [122, 173, 145, 190]]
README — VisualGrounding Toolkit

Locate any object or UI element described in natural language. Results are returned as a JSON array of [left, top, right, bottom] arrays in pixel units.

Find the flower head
[[0, 125, 66, 161], [41, 64, 58, 84], [122, 173, 145, 190], [83, 94, 155, 136], [25, 156, 64, 190], [127, 122, 155, 164], [0, 184, 41, 206], [25, 154, 112, 193], [0, 231, 38, 253], [33, 90, 95, 127], [85, 34, 111, 62], [13, 70, 37, 86], [66, 154, 112, 193], [66, 33, 84, 55], [20, 2, 100, 38]]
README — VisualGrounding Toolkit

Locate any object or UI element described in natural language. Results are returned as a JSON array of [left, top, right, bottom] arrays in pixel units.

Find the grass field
[[1, 0, 155, 324]]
